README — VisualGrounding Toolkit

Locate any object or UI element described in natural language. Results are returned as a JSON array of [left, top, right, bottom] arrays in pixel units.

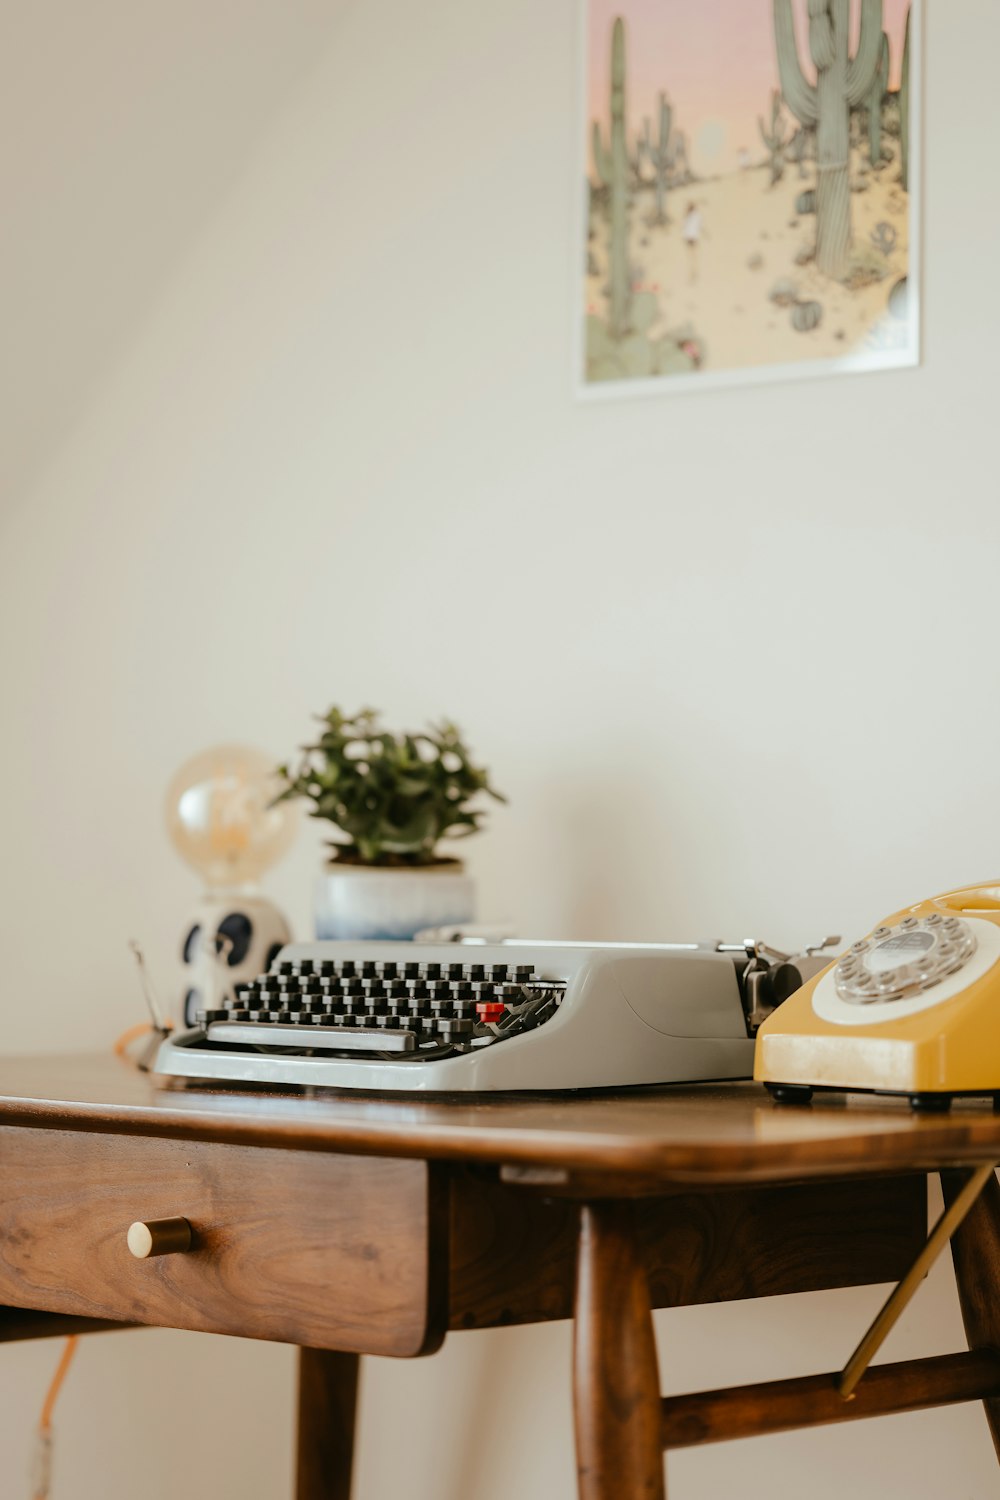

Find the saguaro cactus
[[900, 4, 911, 191], [773, 0, 884, 277], [758, 89, 789, 185], [628, 120, 650, 188], [592, 17, 630, 338], [641, 93, 676, 225], [867, 32, 889, 164]]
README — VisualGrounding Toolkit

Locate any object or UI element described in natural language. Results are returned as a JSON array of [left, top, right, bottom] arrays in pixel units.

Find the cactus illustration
[[592, 18, 630, 338], [641, 93, 676, 225], [787, 126, 810, 178], [870, 220, 897, 256], [672, 131, 692, 185], [628, 119, 650, 188], [867, 32, 890, 163], [774, 0, 885, 278], [900, 4, 911, 191], [758, 89, 789, 186], [792, 300, 823, 332]]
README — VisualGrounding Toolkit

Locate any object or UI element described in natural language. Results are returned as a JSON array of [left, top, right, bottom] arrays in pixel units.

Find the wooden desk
[[2, 1054, 1000, 1499]]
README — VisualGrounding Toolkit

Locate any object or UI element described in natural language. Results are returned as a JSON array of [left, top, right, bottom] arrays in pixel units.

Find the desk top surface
[[2, 1053, 1000, 1187]]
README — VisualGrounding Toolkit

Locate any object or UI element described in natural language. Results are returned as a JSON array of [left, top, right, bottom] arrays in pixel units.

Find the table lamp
[[166, 744, 300, 1027]]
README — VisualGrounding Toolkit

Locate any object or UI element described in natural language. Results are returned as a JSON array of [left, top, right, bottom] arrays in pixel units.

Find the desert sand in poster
[[583, 0, 918, 391]]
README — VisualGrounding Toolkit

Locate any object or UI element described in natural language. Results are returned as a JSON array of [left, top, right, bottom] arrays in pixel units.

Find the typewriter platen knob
[[126, 1217, 193, 1259]]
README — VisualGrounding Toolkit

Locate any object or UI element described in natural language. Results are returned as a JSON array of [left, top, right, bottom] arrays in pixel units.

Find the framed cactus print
[[580, 0, 920, 395]]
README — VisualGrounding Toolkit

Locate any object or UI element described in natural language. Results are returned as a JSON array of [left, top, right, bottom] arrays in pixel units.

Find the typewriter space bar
[[206, 1022, 416, 1053]]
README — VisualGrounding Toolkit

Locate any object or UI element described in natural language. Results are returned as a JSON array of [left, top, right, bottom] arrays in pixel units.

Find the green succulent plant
[[274, 707, 505, 866]]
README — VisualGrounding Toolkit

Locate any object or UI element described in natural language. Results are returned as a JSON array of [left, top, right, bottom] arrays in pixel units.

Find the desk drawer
[[0, 1127, 446, 1356]]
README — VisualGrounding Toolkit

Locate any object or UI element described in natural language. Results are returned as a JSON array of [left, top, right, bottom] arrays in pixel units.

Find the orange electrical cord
[[113, 1017, 173, 1062], [31, 1335, 79, 1500], [38, 1336, 78, 1436], [112, 1020, 154, 1058]]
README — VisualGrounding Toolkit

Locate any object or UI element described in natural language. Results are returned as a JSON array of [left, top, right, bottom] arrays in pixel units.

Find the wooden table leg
[[295, 1348, 360, 1500], [942, 1167, 1000, 1462], [573, 1202, 666, 1500]]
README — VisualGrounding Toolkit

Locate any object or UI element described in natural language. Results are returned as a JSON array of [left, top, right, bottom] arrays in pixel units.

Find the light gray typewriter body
[[152, 937, 828, 1094]]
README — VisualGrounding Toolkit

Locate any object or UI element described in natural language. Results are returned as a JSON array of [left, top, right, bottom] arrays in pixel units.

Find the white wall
[[2, 0, 1000, 1494]]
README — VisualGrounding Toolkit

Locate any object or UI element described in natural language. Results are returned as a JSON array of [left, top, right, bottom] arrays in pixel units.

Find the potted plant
[[274, 707, 505, 940]]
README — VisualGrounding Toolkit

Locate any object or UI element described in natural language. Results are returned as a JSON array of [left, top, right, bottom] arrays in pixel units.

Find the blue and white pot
[[315, 861, 475, 942]]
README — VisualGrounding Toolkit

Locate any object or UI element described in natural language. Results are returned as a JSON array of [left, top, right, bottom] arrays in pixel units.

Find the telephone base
[[764, 1081, 1000, 1113]]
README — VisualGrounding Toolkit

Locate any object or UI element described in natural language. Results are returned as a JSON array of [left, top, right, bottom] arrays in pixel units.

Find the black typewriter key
[[361, 960, 377, 978], [491, 964, 508, 982], [339, 959, 356, 978], [387, 979, 407, 999], [246, 994, 264, 1012], [302, 975, 322, 994], [452, 981, 473, 1000], [440, 1018, 473, 1039], [278, 960, 295, 976], [514, 965, 535, 982], [447, 962, 464, 980], [379, 960, 398, 979], [196, 1008, 228, 1025], [403, 960, 420, 978], [230, 1008, 252, 1021], [345, 978, 363, 995], [424, 961, 442, 980], [297, 959, 314, 976], [276, 1008, 294, 1023], [468, 963, 486, 981], [318, 959, 334, 977]]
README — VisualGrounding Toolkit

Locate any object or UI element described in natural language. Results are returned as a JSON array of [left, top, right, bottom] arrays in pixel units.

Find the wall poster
[[581, 0, 919, 394]]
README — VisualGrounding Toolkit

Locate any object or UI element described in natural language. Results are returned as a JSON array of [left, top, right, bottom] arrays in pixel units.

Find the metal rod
[[838, 1161, 996, 1399]]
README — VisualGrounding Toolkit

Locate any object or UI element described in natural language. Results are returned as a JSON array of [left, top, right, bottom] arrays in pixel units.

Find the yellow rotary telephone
[[755, 881, 1000, 1111]]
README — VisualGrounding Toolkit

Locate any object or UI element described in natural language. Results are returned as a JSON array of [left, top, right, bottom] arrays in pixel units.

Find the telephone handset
[[754, 882, 1000, 1111]]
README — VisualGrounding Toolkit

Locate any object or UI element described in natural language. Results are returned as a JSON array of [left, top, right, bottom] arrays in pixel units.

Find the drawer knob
[[127, 1217, 193, 1259]]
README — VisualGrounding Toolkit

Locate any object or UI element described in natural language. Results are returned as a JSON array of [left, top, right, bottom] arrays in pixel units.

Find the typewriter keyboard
[[197, 955, 567, 1060]]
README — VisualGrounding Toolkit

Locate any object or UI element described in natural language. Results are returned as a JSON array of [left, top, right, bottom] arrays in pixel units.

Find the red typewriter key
[[476, 1001, 505, 1023]]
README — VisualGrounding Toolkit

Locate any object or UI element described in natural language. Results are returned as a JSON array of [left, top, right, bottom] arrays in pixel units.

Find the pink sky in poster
[[587, 0, 911, 177]]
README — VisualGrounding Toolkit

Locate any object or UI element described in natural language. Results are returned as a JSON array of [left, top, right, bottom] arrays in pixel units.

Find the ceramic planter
[[315, 862, 475, 942]]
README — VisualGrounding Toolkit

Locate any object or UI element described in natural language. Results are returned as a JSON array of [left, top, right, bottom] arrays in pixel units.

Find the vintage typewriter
[[152, 935, 837, 1093]]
